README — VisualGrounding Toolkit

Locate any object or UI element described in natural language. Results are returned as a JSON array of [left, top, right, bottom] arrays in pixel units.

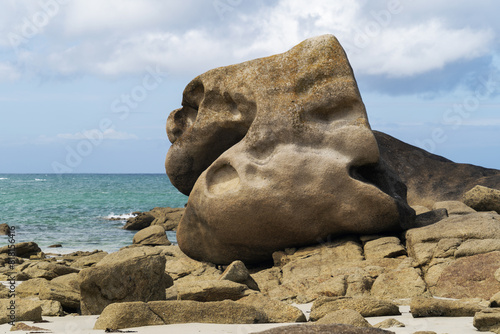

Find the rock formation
[[374, 131, 500, 208], [165, 34, 415, 264]]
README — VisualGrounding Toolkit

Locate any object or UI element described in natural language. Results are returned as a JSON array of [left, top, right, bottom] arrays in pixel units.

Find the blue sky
[[1, 0, 499, 173]]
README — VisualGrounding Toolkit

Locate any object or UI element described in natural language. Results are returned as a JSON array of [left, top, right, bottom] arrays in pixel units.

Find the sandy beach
[[0, 304, 491, 334]]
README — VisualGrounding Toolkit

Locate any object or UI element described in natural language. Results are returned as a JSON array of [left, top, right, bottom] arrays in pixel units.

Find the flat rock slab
[[410, 297, 487, 317], [94, 300, 267, 330], [253, 324, 394, 333]]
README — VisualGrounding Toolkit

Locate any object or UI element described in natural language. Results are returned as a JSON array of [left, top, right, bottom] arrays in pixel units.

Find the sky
[[1, 0, 499, 173]]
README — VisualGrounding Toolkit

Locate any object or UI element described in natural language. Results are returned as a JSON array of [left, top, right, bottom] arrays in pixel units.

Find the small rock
[[49, 244, 63, 248], [363, 236, 406, 260], [0, 242, 41, 258], [414, 208, 448, 227], [491, 291, 500, 307], [463, 185, 500, 213], [432, 200, 476, 215], [474, 308, 500, 333], [219, 260, 259, 291], [9, 322, 49, 332], [123, 212, 155, 230], [252, 324, 395, 334], [411, 205, 431, 215], [39, 280, 80, 311], [315, 309, 372, 327], [310, 296, 400, 321], [132, 225, 171, 246], [21, 261, 80, 280], [237, 293, 306, 323], [374, 318, 405, 328], [410, 296, 487, 317], [413, 332, 437, 334], [0, 224, 10, 235]]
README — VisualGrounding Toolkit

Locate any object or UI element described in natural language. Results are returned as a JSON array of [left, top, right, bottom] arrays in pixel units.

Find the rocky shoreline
[[2, 195, 500, 333]]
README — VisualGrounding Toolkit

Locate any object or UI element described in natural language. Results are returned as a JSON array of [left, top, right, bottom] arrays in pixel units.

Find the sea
[[0, 174, 188, 254]]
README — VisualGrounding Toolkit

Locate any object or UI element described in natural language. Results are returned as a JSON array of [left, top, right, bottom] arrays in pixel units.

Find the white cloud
[[0, 62, 20, 81], [57, 129, 138, 140], [0, 0, 498, 84]]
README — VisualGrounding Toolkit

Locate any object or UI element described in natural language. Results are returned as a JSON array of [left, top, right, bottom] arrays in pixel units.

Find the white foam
[[104, 212, 135, 220], [35, 178, 46, 181], [0, 178, 8, 180]]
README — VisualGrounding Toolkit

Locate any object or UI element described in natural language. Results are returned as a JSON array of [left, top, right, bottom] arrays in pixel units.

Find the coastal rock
[[410, 296, 487, 317], [175, 279, 247, 302], [373, 318, 405, 328], [68, 251, 108, 269], [0, 241, 41, 258], [406, 212, 500, 266], [167, 34, 415, 264], [432, 200, 476, 215], [0, 299, 42, 325], [79, 246, 172, 315], [315, 309, 372, 327], [150, 207, 185, 231], [463, 185, 500, 213], [123, 212, 155, 230], [0, 285, 8, 299], [9, 323, 50, 332], [94, 300, 267, 329], [16, 278, 48, 298], [370, 267, 428, 300], [432, 251, 500, 299], [374, 130, 500, 208], [414, 208, 448, 227], [0, 224, 10, 235], [309, 296, 400, 321], [51, 273, 80, 291], [253, 324, 394, 334], [132, 225, 171, 246], [39, 299, 64, 316], [473, 308, 500, 333], [237, 293, 306, 323], [219, 260, 259, 291], [38, 279, 80, 310], [21, 261, 80, 280], [163, 245, 221, 281], [362, 236, 406, 260]]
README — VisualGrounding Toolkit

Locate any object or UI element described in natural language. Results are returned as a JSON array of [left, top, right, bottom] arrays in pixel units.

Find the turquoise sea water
[[0, 174, 188, 254]]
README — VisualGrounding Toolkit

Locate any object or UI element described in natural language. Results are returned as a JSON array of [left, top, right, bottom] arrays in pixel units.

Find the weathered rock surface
[[0, 241, 41, 258], [68, 251, 108, 268], [362, 237, 406, 260], [132, 225, 171, 246], [123, 212, 155, 230], [316, 309, 372, 327], [370, 267, 428, 300], [374, 130, 500, 208], [0, 223, 10, 235], [464, 185, 500, 213], [410, 296, 487, 317], [149, 207, 185, 231], [21, 261, 80, 280], [94, 300, 267, 329], [175, 279, 247, 302], [373, 318, 405, 328], [473, 308, 500, 333], [39, 279, 80, 310], [309, 296, 400, 321], [79, 247, 172, 315], [253, 324, 394, 334], [0, 299, 42, 325], [220, 260, 259, 291], [432, 200, 476, 215], [414, 209, 448, 227], [167, 34, 414, 264], [432, 251, 500, 299], [237, 293, 306, 323]]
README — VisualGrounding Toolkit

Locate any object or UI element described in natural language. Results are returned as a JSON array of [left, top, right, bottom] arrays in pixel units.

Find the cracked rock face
[[166, 34, 414, 264]]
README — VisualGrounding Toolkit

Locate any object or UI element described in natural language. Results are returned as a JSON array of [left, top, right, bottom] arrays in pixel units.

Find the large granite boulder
[[166, 34, 414, 264], [374, 131, 500, 208], [79, 247, 172, 315]]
